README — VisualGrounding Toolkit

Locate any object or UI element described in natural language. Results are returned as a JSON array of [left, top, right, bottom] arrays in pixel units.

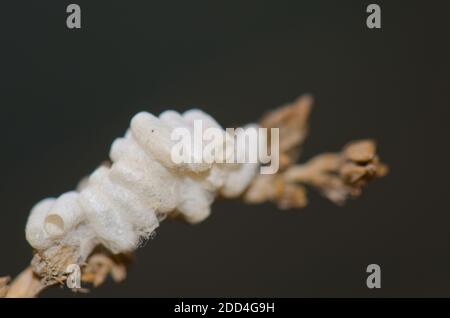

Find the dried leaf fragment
[[245, 97, 388, 208]]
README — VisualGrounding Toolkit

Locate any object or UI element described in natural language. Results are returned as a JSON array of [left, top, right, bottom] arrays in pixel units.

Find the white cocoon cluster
[[25, 109, 259, 258]]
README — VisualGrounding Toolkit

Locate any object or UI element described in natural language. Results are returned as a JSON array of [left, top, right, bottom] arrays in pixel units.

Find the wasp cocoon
[[25, 109, 260, 262]]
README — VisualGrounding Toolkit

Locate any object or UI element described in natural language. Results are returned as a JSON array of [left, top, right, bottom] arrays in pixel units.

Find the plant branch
[[1, 95, 388, 297]]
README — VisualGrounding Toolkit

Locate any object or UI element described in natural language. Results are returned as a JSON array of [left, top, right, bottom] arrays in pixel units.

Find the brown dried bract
[[81, 248, 131, 288], [260, 94, 313, 170], [244, 96, 388, 208]]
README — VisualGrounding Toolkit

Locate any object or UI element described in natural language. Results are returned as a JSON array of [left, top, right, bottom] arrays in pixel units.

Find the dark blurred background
[[0, 0, 449, 297]]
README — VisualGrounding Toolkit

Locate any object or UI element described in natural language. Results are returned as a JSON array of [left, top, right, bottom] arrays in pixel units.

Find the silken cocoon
[[25, 109, 260, 261]]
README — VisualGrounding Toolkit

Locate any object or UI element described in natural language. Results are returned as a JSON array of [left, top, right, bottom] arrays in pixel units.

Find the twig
[[1, 95, 387, 297]]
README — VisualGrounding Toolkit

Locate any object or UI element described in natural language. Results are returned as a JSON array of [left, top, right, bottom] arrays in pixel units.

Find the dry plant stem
[[1, 95, 388, 297], [2, 268, 47, 298], [244, 96, 387, 208], [3, 249, 130, 297]]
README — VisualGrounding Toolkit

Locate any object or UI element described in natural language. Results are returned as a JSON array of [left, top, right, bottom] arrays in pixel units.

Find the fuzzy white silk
[[25, 109, 260, 259]]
